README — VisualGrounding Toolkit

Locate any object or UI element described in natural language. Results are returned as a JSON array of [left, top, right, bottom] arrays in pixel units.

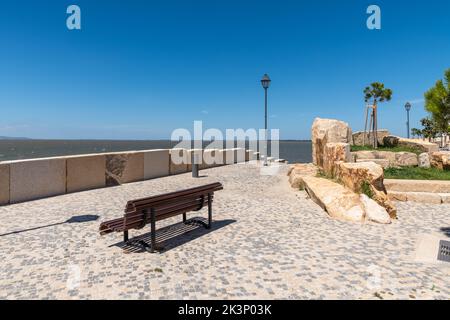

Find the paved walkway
[[0, 163, 449, 299]]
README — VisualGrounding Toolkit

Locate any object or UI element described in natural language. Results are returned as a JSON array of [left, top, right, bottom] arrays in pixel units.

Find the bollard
[[192, 152, 200, 178]]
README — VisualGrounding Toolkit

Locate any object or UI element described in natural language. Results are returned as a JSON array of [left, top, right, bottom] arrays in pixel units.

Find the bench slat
[[125, 183, 222, 212], [99, 182, 223, 243]]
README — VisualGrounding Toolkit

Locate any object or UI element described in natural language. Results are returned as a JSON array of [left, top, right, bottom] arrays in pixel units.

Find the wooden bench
[[99, 182, 223, 252]]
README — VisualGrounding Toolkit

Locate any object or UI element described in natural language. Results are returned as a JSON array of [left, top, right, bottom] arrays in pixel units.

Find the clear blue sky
[[0, 0, 449, 140]]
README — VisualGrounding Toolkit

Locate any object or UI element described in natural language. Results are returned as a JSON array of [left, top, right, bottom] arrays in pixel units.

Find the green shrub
[[360, 180, 374, 199]]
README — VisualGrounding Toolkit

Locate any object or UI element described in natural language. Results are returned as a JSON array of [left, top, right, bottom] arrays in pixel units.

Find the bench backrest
[[123, 182, 223, 230]]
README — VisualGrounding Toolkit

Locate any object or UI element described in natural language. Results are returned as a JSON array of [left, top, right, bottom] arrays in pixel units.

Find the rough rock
[[418, 153, 431, 168], [301, 176, 365, 222], [383, 136, 400, 148], [352, 130, 389, 146], [335, 161, 397, 219], [394, 152, 418, 167], [323, 143, 351, 177], [430, 151, 450, 170], [288, 163, 318, 189], [383, 135, 439, 153], [360, 194, 391, 224], [311, 118, 352, 168]]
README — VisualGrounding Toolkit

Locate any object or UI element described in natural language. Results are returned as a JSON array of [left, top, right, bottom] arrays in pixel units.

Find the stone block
[[144, 149, 169, 179], [169, 149, 189, 175], [66, 154, 106, 193], [0, 163, 10, 205], [406, 192, 442, 204], [9, 157, 66, 203], [105, 152, 144, 186]]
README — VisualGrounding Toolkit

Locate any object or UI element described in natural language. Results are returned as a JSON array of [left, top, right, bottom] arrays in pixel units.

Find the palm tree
[[364, 82, 393, 148], [411, 128, 422, 139], [425, 69, 450, 147]]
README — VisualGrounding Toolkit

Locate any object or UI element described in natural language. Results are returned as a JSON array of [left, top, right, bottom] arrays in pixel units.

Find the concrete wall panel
[[9, 158, 66, 203], [0, 163, 10, 205], [66, 154, 106, 193], [144, 149, 170, 179], [169, 149, 189, 175]]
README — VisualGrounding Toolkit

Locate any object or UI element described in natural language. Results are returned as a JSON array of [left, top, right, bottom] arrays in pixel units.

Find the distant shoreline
[[0, 138, 312, 142], [0, 140, 312, 163]]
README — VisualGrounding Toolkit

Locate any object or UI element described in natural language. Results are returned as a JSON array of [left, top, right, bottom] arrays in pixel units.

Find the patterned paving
[[0, 162, 449, 299]]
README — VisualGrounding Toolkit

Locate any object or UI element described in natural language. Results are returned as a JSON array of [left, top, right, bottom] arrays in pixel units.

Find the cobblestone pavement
[[0, 163, 449, 300]]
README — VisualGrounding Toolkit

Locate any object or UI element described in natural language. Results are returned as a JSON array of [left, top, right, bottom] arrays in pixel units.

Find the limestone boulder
[[323, 143, 351, 177], [335, 161, 397, 219], [383, 135, 439, 153], [418, 153, 431, 168], [302, 176, 365, 222], [352, 130, 389, 146], [288, 163, 318, 189], [383, 136, 400, 148], [430, 151, 450, 170], [311, 118, 352, 168], [360, 194, 391, 224], [398, 138, 439, 153], [394, 152, 418, 167], [336, 161, 385, 192]]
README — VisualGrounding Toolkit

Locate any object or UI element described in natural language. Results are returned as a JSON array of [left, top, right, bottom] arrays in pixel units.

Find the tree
[[364, 82, 393, 148], [420, 117, 438, 142], [425, 69, 450, 147], [411, 128, 422, 139]]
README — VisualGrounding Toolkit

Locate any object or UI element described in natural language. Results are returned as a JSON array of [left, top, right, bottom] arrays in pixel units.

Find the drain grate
[[437, 240, 450, 263]]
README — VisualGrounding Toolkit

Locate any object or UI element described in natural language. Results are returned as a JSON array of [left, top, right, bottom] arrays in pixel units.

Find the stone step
[[384, 179, 450, 193], [388, 191, 450, 204]]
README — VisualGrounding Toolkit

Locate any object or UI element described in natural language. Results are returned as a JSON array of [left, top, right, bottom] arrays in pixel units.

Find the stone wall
[[0, 148, 248, 205]]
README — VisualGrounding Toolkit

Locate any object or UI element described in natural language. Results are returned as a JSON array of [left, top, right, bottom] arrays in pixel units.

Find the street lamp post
[[405, 102, 411, 139], [261, 74, 271, 166]]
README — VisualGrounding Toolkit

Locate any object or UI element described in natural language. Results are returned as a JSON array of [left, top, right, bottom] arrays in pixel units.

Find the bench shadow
[[112, 218, 236, 254], [0, 214, 99, 237], [440, 227, 450, 238]]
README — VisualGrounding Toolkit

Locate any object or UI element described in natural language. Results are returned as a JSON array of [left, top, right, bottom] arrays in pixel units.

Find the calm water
[[0, 140, 312, 164]]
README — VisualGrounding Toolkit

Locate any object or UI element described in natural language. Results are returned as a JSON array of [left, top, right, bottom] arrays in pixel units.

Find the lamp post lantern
[[405, 102, 412, 139], [261, 74, 271, 166]]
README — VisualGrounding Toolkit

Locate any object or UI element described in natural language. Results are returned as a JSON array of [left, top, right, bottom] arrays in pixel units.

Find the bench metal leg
[[183, 213, 187, 223], [207, 193, 212, 229], [150, 209, 156, 253], [124, 231, 129, 243]]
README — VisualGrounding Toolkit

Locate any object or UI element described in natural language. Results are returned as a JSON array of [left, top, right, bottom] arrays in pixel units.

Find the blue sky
[[0, 0, 449, 140]]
